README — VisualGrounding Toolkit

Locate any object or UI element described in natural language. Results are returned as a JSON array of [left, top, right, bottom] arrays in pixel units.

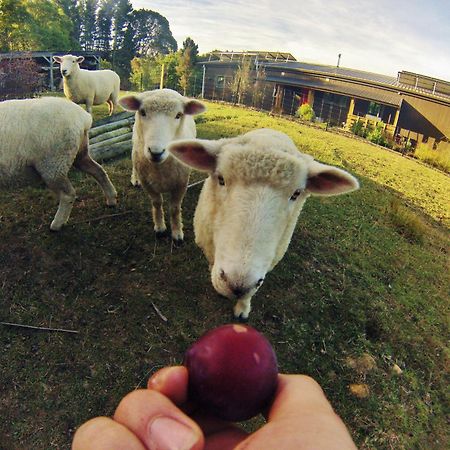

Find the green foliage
[[129, 56, 161, 91], [231, 57, 252, 104], [350, 118, 368, 137], [296, 103, 316, 122], [367, 121, 388, 146], [99, 58, 112, 69], [176, 38, 199, 95]]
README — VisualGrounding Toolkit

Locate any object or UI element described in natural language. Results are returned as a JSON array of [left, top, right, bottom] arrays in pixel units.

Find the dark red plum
[[184, 324, 278, 421]]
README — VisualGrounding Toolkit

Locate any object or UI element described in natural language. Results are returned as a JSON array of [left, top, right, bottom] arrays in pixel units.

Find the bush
[[0, 56, 44, 100], [296, 103, 315, 122], [350, 118, 368, 137], [367, 122, 388, 147]]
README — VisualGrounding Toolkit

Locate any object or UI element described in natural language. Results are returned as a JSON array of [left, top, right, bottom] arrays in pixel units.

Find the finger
[[72, 417, 146, 450], [235, 375, 357, 450], [114, 389, 204, 450], [147, 365, 189, 405]]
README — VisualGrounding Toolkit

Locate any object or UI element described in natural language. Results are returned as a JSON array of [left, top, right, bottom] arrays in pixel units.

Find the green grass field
[[0, 100, 449, 449]]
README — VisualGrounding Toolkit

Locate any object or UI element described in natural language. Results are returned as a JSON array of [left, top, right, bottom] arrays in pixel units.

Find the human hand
[[72, 366, 357, 450]]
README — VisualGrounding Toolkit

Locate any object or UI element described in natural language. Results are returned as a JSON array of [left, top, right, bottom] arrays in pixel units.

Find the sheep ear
[[119, 95, 141, 111], [184, 99, 206, 115], [77, 56, 85, 64], [168, 139, 221, 172], [306, 161, 359, 196], [53, 56, 62, 64]]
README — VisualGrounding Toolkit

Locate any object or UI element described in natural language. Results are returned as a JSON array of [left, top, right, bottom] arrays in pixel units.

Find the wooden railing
[[345, 114, 396, 140]]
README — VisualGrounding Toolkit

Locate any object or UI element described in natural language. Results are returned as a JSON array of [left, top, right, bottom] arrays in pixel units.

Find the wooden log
[[92, 111, 134, 127], [90, 126, 132, 144], [89, 117, 135, 138], [90, 139, 132, 162], [90, 132, 133, 150]]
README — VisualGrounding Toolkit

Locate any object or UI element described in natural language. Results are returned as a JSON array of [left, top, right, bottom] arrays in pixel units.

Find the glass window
[[368, 101, 381, 116], [215, 76, 225, 88]]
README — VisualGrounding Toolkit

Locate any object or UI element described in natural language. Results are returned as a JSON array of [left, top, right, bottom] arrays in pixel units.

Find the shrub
[[0, 56, 44, 100], [296, 103, 316, 122], [350, 118, 368, 137], [367, 122, 388, 147]]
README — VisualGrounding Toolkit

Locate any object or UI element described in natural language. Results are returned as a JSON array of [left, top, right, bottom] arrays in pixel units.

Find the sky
[[132, 0, 450, 81]]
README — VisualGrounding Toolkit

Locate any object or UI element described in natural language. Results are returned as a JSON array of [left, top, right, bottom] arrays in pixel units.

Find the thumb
[[114, 389, 204, 450]]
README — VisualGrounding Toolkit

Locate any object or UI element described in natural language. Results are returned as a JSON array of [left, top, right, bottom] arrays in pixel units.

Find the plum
[[184, 324, 278, 421]]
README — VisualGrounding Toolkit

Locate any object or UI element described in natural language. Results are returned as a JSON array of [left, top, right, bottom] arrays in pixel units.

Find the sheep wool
[[0, 96, 118, 230]]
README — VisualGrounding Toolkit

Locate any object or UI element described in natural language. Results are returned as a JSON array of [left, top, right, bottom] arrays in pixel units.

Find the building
[[198, 51, 450, 150]]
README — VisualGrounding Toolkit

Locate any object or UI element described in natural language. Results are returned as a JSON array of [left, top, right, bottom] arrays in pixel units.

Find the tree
[[0, 0, 32, 51], [231, 57, 252, 104], [130, 9, 177, 57], [57, 0, 82, 49], [96, 0, 114, 53], [176, 37, 199, 96], [79, 0, 98, 51]]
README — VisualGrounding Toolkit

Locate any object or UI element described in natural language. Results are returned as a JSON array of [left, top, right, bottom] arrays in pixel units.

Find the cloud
[[132, 0, 450, 80]]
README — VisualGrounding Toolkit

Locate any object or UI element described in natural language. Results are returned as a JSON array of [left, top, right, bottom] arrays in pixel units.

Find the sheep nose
[[231, 285, 248, 298], [150, 149, 165, 162]]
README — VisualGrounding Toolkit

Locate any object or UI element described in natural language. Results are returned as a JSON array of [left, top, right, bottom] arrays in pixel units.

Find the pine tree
[[96, 0, 114, 53]]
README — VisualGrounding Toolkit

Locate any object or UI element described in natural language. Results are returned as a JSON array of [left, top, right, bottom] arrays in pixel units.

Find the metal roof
[[265, 74, 403, 107], [202, 51, 296, 62], [262, 61, 450, 103]]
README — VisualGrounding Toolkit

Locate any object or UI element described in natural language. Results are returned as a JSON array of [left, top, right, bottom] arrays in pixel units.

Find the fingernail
[[149, 416, 198, 450]]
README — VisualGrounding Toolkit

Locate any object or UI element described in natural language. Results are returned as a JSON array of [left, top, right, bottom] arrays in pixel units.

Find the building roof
[[262, 61, 450, 104], [201, 51, 296, 63], [265, 73, 403, 107]]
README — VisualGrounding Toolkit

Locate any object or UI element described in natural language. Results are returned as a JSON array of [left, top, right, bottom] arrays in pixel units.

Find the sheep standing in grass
[[53, 55, 120, 115], [0, 97, 118, 230], [169, 128, 359, 319], [119, 89, 205, 245]]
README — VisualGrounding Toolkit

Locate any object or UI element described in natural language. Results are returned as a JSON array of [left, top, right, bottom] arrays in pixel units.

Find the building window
[[215, 76, 225, 88], [367, 101, 381, 117], [422, 136, 428, 143]]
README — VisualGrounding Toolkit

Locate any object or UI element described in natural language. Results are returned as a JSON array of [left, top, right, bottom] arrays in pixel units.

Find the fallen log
[[90, 127, 132, 145], [89, 116, 135, 138], [92, 111, 134, 127], [90, 132, 133, 150], [90, 139, 132, 162]]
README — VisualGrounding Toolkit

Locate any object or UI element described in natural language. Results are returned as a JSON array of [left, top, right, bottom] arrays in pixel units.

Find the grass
[[414, 144, 450, 174], [0, 100, 449, 449]]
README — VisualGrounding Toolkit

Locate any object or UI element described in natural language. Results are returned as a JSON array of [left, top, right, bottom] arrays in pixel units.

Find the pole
[[160, 63, 165, 89], [201, 64, 206, 98]]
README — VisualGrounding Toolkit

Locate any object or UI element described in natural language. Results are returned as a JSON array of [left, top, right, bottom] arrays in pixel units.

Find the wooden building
[[198, 52, 450, 149]]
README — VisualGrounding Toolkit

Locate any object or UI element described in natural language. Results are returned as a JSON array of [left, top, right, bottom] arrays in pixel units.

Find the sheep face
[[169, 129, 359, 319], [53, 55, 84, 78], [119, 90, 205, 164]]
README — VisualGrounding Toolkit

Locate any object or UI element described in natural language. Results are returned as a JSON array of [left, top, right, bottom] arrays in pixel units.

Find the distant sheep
[[119, 89, 205, 245], [53, 55, 120, 115], [169, 128, 359, 319], [0, 97, 118, 230]]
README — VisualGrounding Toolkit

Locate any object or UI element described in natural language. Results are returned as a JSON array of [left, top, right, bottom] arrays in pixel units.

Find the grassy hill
[[0, 101, 448, 449]]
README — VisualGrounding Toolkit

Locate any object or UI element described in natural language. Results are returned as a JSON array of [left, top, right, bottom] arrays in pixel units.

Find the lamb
[[118, 89, 205, 245], [169, 128, 359, 319], [53, 54, 120, 115], [0, 96, 118, 230]]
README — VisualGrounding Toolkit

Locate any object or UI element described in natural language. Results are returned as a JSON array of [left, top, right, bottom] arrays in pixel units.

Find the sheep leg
[[149, 192, 167, 237], [233, 294, 252, 321], [169, 187, 187, 245], [74, 151, 117, 206], [85, 99, 93, 115], [46, 177, 77, 231], [107, 100, 114, 116], [130, 149, 141, 187]]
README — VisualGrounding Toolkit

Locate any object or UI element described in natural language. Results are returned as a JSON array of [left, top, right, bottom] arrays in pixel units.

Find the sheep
[[168, 128, 359, 320], [118, 89, 205, 245], [0, 96, 118, 230], [53, 54, 120, 115]]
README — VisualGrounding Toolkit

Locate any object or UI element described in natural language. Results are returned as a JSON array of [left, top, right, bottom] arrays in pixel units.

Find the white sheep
[[118, 89, 205, 245], [169, 128, 359, 319], [53, 55, 120, 115], [0, 96, 118, 230]]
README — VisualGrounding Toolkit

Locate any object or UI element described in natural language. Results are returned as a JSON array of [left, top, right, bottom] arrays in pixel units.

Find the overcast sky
[[132, 0, 450, 81]]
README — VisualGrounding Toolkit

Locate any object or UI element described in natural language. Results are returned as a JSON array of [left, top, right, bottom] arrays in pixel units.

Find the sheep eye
[[175, 112, 183, 119], [139, 109, 146, 117], [255, 278, 264, 288], [290, 189, 302, 201], [218, 175, 225, 186]]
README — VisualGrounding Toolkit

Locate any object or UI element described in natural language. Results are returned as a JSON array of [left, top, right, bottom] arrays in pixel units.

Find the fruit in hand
[[184, 324, 278, 421]]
